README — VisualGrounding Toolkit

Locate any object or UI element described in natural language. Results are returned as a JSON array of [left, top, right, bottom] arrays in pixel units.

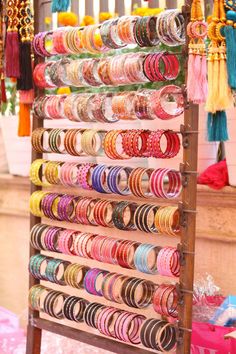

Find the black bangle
[[43, 290, 66, 319], [112, 201, 137, 231], [62, 296, 89, 322], [84, 302, 105, 328]]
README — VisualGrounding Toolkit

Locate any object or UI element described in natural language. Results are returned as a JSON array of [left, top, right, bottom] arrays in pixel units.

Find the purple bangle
[[57, 195, 77, 222], [33, 33, 43, 57], [41, 193, 60, 220], [37, 31, 52, 57], [44, 227, 61, 252], [83, 268, 108, 296]]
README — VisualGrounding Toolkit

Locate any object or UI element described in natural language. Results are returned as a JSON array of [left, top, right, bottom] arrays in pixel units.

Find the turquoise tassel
[[224, 26, 236, 89], [52, 0, 70, 13], [207, 111, 229, 142]]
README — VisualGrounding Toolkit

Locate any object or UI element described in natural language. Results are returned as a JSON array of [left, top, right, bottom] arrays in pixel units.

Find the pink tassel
[[192, 54, 202, 103], [19, 89, 34, 104], [187, 53, 195, 101], [5, 31, 20, 78], [200, 55, 208, 102]]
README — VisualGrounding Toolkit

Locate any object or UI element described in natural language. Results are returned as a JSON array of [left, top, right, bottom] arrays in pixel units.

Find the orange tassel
[[19, 89, 34, 104], [18, 102, 31, 137]]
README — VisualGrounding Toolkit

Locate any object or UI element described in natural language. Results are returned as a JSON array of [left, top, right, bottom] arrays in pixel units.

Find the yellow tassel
[[211, 50, 219, 114], [217, 46, 233, 110], [18, 102, 31, 137], [206, 49, 214, 113]]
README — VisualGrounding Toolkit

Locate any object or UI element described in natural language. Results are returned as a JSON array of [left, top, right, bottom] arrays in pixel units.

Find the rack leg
[[26, 322, 42, 354]]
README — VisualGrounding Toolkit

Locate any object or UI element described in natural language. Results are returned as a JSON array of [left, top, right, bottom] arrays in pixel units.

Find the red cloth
[[198, 160, 229, 190]]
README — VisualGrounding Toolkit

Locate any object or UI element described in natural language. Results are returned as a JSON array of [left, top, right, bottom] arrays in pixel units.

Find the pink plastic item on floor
[[0, 307, 25, 354]]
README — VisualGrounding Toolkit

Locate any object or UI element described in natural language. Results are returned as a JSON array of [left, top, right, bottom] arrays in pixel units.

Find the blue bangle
[[134, 243, 158, 274], [107, 166, 132, 195], [91, 164, 111, 194]]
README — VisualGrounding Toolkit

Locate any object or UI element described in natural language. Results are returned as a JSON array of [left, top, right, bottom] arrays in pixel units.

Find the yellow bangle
[[29, 191, 48, 217], [30, 159, 50, 187]]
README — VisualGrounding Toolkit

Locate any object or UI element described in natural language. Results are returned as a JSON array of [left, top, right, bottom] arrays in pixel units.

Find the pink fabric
[[191, 322, 233, 354]]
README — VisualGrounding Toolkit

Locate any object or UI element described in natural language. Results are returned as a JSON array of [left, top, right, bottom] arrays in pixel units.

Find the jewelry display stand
[[27, 1, 198, 353]]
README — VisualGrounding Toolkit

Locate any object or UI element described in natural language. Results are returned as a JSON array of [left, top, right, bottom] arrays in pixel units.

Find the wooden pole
[[26, 0, 43, 353], [177, 2, 199, 353]]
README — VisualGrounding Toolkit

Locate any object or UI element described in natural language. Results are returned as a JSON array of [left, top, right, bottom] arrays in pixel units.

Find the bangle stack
[[30, 223, 181, 278], [33, 86, 184, 122], [31, 128, 181, 159], [33, 10, 185, 57], [29, 255, 178, 318], [29, 284, 177, 351], [33, 51, 180, 89], [30, 192, 181, 236]]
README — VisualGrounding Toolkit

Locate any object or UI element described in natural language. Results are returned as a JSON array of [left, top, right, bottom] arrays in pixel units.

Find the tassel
[[200, 54, 208, 102], [206, 50, 214, 113], [19, 89, 34, 104], [17, 41, 33, 90], [187, 52, 196, 101], [217, 46, 233, 110], [51, 0, 70, 12], [18, 102, 31, 137], [1, 77, 7, 103], [192, 53, 202, 103], [5, 31, 20, 78], [225, 26, 236, 89], [211, 52, 219, 113], [207, 111, 229, 142]]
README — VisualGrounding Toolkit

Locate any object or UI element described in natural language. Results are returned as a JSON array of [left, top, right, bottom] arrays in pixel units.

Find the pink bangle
[[59, 162, 80, 187], [77, 163, 95, 190], [57, 229, 76, 255], [149, 168, 182, 199], [157, 247, 180, 277]]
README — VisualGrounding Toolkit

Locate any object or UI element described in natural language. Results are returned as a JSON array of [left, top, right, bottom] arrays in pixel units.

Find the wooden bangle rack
[[27, 1, 198, 353]]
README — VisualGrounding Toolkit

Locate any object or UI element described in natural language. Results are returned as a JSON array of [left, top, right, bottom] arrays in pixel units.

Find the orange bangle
[[154, 206, 180, 236]]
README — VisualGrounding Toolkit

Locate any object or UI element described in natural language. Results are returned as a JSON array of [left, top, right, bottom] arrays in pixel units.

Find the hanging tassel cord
[[17, 41, 33, 90], [205, 48, 214, 113], [187, 51, 196, 101], [217, 45, 233, 110], [51, 0, 70, 13], [5, 30, 20, 78], [18, 102, 31, 137], [191, 52, 202, 103], [225, 26, 236, 89], [200, 52, 208, 102]]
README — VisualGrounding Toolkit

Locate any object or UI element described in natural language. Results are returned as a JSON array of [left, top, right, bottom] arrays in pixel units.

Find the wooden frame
[[26, 1, 199, 353]]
